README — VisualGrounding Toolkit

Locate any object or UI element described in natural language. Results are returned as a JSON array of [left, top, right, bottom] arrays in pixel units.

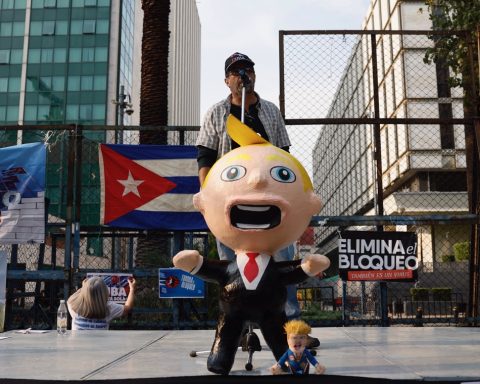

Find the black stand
[[241, 323, 262, 371], [236, 73, 263, 371]]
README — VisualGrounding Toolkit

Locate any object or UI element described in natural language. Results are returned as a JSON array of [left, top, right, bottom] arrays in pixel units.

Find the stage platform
[[0, 327, 479, 383]]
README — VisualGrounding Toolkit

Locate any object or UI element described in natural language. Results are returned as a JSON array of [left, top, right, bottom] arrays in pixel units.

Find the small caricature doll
[[173, 115, 330, 375], [271, 320, 326, 375]]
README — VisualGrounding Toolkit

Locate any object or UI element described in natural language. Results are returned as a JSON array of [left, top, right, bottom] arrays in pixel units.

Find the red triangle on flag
[[100, 144, 176, 224]]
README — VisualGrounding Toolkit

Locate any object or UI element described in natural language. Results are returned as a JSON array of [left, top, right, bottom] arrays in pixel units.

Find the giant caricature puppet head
[[194, 116, 322, 255]]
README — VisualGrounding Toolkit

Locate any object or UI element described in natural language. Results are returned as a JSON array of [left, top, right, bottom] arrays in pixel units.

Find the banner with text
[[86, 272, 133, 303], [338, 231, 418, 282], [158, 268, 204, 299], [0, 142, 46, 244]]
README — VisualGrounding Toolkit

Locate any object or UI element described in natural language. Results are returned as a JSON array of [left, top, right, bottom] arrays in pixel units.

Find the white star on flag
[[117, 171, 144, 197]]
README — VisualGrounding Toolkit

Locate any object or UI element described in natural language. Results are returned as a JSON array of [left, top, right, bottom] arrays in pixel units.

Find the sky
[[196, 0, 372, 119]]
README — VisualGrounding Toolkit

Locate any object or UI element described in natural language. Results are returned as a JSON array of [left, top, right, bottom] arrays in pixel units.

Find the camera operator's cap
[[225, 52, 255, 74]]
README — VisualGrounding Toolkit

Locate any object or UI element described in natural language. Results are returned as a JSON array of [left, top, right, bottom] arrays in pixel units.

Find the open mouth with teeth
[[230, 204, 281, 230]]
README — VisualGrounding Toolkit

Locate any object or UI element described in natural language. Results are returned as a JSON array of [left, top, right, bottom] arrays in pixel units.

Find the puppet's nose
[[247, 169, 268, 187]]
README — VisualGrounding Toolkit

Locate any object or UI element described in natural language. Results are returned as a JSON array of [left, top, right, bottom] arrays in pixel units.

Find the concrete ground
[[0, 327, 479, 382]]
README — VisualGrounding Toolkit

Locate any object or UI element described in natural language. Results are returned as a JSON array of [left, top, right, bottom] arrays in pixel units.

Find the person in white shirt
[[67, 276, 135, 330]]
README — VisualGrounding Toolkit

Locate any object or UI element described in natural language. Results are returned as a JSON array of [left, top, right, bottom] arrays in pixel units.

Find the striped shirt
[[196, 94, 291, 159]]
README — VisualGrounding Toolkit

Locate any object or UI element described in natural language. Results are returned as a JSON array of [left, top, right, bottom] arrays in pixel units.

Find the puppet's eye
[[270, 166, 296, 183], [221, 165, 246, 181]]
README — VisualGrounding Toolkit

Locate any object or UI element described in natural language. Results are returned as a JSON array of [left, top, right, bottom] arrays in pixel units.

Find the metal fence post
[[172, 231, 185, 329], [72, 125, 82, 274], [370, 32, 389, 327], [63, 126, 75, 299]]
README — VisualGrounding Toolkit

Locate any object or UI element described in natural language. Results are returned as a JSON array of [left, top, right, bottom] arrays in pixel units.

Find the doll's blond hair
[[208, 114, 314, 192], [284, 319, 311, 336]]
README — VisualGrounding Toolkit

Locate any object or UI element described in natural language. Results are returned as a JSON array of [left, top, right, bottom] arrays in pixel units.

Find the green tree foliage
[[422, 0, 479, 98], [453, 240, 470, 261]]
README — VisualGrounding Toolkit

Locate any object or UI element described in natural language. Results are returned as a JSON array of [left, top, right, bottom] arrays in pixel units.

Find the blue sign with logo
[[158, 268, 205, 298]]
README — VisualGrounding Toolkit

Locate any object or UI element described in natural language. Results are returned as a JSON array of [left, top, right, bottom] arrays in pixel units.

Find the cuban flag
[[99, 144, 207, 231]]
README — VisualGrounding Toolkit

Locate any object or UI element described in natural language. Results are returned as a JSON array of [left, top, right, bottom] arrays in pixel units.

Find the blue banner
[[158, 268, 205, 298], [0, 143, 46, 244]]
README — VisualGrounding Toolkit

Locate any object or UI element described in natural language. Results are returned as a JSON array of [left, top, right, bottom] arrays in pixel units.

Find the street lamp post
[[112, 85, 134, 144], [111, 85, 134, 270]]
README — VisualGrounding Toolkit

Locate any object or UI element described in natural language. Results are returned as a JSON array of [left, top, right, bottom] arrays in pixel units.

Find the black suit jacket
[[195, 256, 309, 321]]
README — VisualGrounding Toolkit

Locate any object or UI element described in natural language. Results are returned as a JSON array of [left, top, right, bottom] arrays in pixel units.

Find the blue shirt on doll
[[277, 348, 318, 375]]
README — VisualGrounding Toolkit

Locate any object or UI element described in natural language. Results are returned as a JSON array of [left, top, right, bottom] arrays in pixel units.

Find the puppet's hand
[[314, 363, 326, 375], [173, 250, 202, 273], [301, 254, 330, 276], [270, 363, 284, 375]]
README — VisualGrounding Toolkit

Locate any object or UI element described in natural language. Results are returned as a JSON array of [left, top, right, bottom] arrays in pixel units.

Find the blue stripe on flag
[[108, 211, 207, 231], [168, 176, 200, 194], [105, 144, 198, 160]]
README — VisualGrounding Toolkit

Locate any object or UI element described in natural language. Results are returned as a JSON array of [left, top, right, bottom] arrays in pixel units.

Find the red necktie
[[244, 252, 260, 282]]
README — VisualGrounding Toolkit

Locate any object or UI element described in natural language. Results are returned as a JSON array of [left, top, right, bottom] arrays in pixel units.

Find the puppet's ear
[[308, 193, 323, 215], [193, 192, 204, 214], [226, 114, 269, 146]]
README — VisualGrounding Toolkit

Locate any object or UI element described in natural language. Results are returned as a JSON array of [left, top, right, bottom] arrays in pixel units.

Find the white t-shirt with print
[[67, 301, 124, 330]]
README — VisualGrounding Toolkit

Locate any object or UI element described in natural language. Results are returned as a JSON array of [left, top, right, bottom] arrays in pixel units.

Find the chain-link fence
[[1, 126, 219, 330], [1, 29, 479, 330], [280, 29, 479, 326]]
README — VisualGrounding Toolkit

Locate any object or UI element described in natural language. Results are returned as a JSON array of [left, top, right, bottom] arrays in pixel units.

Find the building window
[[85, 0, 96, 6], [0, 50, 10, 64], [67, 76, 80, 91], [10, 49, 22, 64], [66, 104, 79, 120], [42, 21, 55, 36], [82, 47, 95, 62], [52, 76, 65, 91], [83, 20, 96, 34], [93, 75, 106, 90], [54, 48, 67, 63], [79, 104, 92, 120], [0, 78, 7, 92], [24, 105, 37, 121], [1, 0, 14, 9], [44, 0, 56, 8], [69, 48, 81, 62], [80, 76, 93, 90], [94, 47, 108, 62], [28, 49, 42, 63], [41, 48, 53, 63], [92, 104, 105, 119], [0, 23, 12, 37], [8, 77, 20, 92], [96, 20, 109, 34], [12, 22, 25, 36], [6, 106, 19, 122]]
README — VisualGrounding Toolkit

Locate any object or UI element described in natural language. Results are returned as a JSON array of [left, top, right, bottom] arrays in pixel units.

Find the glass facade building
[[0, 0, 139, 226], [0, 0, 139, 137]]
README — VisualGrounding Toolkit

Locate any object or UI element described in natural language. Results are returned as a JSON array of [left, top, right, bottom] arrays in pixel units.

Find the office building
[[0, 0, 201, 225], [313, 0, 468, 264]]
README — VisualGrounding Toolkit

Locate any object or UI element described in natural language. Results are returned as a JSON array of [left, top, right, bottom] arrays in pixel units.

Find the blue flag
[[99, 144, 207, 231], [0, 142, 46, 243]]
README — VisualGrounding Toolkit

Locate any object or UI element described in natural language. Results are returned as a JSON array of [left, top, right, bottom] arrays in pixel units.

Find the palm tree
[[140, 0, 169, 145], [136, 0, 171, 269]]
